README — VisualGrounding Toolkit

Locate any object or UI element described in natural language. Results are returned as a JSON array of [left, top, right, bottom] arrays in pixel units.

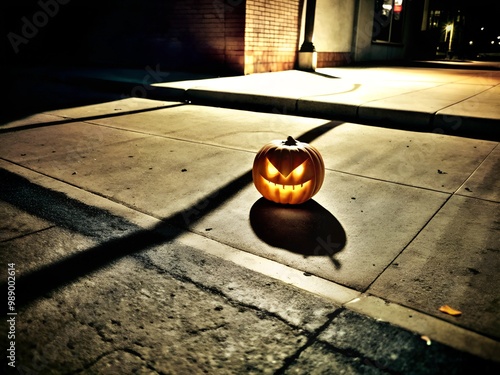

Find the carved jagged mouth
[[261, 176, 312, 191]]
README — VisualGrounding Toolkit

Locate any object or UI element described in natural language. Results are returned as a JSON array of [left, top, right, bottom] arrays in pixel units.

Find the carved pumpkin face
[[252, 136, 325, 204]]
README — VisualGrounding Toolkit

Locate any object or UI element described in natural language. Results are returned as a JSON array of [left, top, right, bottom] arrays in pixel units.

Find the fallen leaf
[[439, 305, 462, 316], [421, 335, 432, 346]]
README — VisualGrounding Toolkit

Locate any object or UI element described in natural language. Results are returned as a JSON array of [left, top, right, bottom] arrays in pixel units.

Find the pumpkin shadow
[[250, 198, 346, 269]]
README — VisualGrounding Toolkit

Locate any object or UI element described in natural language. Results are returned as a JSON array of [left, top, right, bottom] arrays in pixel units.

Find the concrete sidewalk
[[0, 65, 499, 373], [154, 66, 500, 140], [23, 63, 499, 140]]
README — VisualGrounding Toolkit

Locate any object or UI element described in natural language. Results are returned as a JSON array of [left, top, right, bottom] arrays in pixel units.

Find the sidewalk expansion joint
[[133, 253, 308, 331], [326, 167, 453, 196], [454, 143, 499, 199], [440, 84, 496, 112], [0, 224, 56, 244], [0, 104, 183, 135], [363, 192, 454, 293], [274, 307, 400, 375], [274, 309, 343, 375]]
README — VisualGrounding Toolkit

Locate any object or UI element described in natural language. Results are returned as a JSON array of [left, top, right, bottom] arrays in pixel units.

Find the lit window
[[373, 0, 405, 43]]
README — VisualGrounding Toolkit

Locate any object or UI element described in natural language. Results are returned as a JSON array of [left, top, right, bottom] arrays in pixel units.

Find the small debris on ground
[[467, 267, 480, 275], [181, 168, 187, 172], [421, 335, 432, 345], [439, 305, 462, 316], [437, 169, 447, 174]]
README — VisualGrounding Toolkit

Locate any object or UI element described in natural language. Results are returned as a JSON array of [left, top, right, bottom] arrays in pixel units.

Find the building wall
[[244, 0, 302, 74], [82, 0, 246, 74], [164, 0, 232, 71], [221, 1, 246, 74], [352, 0, 417, 63], [298, 0, 354, 67], [5, 0, 423, 74]]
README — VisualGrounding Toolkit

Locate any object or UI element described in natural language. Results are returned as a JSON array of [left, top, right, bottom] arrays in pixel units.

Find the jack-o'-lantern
[[252, 136, 325, 204]]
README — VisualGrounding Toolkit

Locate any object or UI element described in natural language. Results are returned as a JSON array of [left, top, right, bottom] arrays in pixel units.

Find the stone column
[[298, 0, 317, 71]]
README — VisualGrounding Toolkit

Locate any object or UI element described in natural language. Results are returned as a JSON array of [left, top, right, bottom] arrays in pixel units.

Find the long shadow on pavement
[[0, 103, 185, 134], [0, 121, 345, 310]]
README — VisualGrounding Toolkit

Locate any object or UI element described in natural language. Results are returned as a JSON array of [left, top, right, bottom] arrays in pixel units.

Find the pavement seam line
[[363, 193, 454, 294], [273, 307, 400, 374], [325, 167, 454, 195], [273, 309, 343, 375], [0, 158, 157, 219], [81, 118, 259, 155], [133, 253, 313, 331], [0, 103, 184, 134], [453, 142, 499, 198], [430, 84, 496, 116], [0, 225, 56, 243], [336, 143, 499, 292]]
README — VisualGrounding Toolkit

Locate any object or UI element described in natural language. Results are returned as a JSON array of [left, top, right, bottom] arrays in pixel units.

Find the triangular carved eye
[[266, 152, 308, 177], [266, 158, 280, 177], [292, 161, 306, 179], [266, 158, 308, 179]]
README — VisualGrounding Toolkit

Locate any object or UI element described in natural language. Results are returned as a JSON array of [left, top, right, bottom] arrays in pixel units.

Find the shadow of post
[[0, 121, 345, 310]]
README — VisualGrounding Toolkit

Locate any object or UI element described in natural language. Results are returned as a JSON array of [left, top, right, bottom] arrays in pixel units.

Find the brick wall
[[170, 1, 224, 61], [168, 0, 304, 74], [224, 1, 246, 74], [244, 0, 302, 75], [71, 0, 246, 73], [317, 52, 352, 67], [167, 0, 245, 73]]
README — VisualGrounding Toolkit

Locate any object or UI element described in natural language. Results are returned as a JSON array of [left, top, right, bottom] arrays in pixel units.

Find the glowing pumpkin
[[252, 136, 325, 204]]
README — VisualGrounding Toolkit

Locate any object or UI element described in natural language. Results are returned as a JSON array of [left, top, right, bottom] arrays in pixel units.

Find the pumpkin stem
[[284, 136, 297, 146]]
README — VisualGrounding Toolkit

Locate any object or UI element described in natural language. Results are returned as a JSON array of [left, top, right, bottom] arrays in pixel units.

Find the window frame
[[372, 0, 405, 45]]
